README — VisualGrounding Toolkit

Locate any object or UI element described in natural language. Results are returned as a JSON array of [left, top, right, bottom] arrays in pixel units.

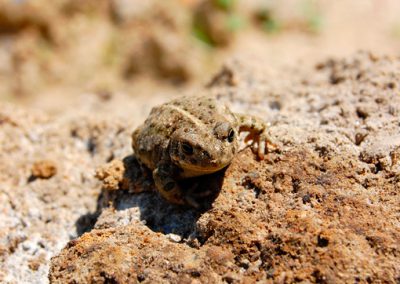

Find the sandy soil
[[1, 1, 400, 283]]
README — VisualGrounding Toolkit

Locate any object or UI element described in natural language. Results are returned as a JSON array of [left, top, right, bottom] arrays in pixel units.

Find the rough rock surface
[[0, 89, 173, 282], [0, 102, 136, 283], [46, 53, 400, 283]]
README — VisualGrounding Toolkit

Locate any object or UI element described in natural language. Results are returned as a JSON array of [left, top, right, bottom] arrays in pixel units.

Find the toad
[[132, 96, 276, 206]]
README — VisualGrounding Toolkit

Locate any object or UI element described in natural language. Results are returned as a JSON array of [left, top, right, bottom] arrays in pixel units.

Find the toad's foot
[[153, 167, 186, 205], [236, 114, 278, 160]]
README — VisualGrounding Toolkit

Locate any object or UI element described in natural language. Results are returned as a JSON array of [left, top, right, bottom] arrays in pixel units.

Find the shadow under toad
[[75, 155, 224, 239]]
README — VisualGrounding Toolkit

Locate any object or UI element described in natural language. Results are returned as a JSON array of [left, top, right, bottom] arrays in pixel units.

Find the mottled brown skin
[[132, 96, 274, 206]]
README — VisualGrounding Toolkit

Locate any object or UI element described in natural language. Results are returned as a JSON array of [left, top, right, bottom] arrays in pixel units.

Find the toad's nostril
[[202, 150, 211, 159]]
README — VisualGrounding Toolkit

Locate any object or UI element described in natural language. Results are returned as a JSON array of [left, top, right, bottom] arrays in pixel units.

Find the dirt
[[1, 1, 400, 283], [47, 52, 398, 283]]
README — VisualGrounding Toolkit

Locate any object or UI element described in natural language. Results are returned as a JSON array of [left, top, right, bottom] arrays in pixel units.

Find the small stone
[[31, 160, 57, 179], [95, 159, 126, 190], [167, 233, 182, 243]]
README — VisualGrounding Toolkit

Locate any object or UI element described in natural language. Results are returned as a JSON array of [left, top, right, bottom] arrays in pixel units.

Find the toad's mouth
[[172, 158, 230, 177]]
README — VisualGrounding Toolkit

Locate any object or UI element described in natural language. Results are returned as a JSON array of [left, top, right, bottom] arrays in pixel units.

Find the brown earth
[[47, 53, 400, 283]]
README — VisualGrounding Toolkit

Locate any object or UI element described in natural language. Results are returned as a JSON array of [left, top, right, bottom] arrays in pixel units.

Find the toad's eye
[[181, 142, 194, 155], [227, 128, 235, 143]]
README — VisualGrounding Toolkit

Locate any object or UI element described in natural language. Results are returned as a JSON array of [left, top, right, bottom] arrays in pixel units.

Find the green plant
[[226, 13, 244, 32], [301, 0, 323, 33], [216, 0, 236, 11], [192, 23, 215, 47], [257, 9, 281, 34]]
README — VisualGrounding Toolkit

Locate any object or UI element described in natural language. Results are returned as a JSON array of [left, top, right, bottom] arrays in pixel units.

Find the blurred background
[[0, 0, 399, 111]]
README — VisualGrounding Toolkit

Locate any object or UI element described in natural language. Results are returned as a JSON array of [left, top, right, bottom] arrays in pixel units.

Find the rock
[[31, 160, 57, 180], [48, 53, 400, 283]]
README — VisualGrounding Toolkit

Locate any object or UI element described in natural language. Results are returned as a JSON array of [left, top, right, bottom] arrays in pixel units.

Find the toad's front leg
[[236, 113, 277, 160], [153, 163, 186, 205]]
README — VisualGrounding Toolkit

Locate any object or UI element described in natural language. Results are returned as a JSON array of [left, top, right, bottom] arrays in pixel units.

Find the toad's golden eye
[[228, 128, 235, 143], [181, 142, 194, 155]]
